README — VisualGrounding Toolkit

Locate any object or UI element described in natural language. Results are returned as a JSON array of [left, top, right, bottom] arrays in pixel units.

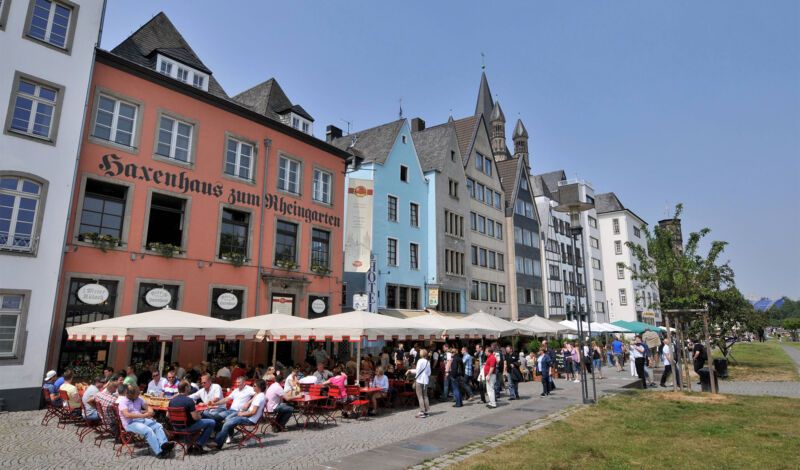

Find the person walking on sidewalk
[[659, 338, 681, 388], [611, 337, 624, 372], [461, 346, 475, 401], [537, 347, 553, 397], [407, 349, 431, 418], [631, 336, 647, 389], [592, 341, 604, 379], [474, 344, 487, 403], [450, 349, 465, 407], [484, 345, 498, 409], [643, 327, 661, 368]]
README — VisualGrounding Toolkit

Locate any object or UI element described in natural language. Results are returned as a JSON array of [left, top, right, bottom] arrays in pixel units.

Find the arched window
[[0, 175, 43, 252]]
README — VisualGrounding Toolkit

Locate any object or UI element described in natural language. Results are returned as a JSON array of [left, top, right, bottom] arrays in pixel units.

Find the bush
[[528, 339, 542, 353], [548, 339, 562, 350]]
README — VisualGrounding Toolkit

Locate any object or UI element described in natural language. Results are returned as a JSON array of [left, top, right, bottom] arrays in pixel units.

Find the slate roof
[[330, 119, 405, 165], [232, 79, 314, 122], [475, 72, 494, 121], [110, 12, 228, 99], [512, 119, 528, 139], [453, 115, 479, 166], [490, 101, 506, 123], [595, 192, 625, 214], [412, 121, 459, 173], [530, 174, 553, 199], [536, 170, 567, 194]]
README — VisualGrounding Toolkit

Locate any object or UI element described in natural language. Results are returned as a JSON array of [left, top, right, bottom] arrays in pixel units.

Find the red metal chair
[[344, 385, 369, 420], [234, 418, 262, 449], [299, 383, 312, 393], [316, 386, 340, 426], [77, 400, 104, 443], [58, 389, 83, 429], [41, 388, 63, 426], [93, 402, 116, 448], [393, 379, 416, 407], [112, 404, 147, 458], [167, 407, 201, 460]]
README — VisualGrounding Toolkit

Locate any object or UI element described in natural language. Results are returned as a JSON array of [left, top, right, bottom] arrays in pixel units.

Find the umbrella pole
[[272, 340, 277, 367], [158, 341, 166, 376], [356, 340, 362, 387]]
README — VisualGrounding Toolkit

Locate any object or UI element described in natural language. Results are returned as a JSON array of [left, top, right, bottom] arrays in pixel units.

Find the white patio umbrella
[[464, 311, 529, 337], [229, 313, 311, 366], [268, 310, 443, 383], [409, 312, 496, 339], [596, 322, 631, 333], [66, 308, 259, 375], [515, 315, 572, 335], [559, 320, 610, 335]]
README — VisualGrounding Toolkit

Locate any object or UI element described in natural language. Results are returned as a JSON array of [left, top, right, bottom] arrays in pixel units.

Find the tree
[[623, 204, 763, 359], [769, 298, 800, 325], [783, 318, 800, 342]]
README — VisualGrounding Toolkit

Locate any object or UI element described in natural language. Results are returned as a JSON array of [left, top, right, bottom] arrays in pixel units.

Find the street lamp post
[[555, 182, 597, 405]]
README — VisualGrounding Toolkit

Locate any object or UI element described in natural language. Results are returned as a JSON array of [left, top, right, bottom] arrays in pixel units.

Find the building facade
[[596, 192, 661, 325], [335, 120, 430, 312], [569, 179, 608, 323], [47, 13, 349, 375], [1, 0, 105, 410]]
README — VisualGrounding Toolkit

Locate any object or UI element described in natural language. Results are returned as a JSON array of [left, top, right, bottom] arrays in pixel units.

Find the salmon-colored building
[[47, 13, 349, 374]]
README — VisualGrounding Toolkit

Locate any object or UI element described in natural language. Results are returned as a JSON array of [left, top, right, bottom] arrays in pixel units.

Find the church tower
[[490, 101, 507, 159], [513, 118, 530, 169]]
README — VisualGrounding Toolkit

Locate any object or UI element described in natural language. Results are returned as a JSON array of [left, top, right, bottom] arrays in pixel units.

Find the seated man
[[94, 380, 119, 431], [43, 370, 61, 406], [117, 384, 175, 458], [213, 379, 267, 449], [189, 374, 225, 431], [82, 376, 105, 420], [146, 369, 168, 396], [312, 362, 333, 385], [123, 366, 137, 387], [206, 376, 254, 433], [162, 370, 180, 398], [168, 381, 217, 454], [265, 374, 294, 431], [59, 370, 83, 416], [367, 367, 389, 416]]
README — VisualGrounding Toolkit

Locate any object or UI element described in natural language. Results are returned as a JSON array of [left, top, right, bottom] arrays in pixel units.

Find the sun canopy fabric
[[267, 310, 443, 342], [595, 322, 631, 333], [611, 320, 659, 334], [229, 313, 310, 340], [558, 320, 610, 334], [409, 313, 496, 339], [464, 311, 530, 337], [515, 316, 572, 334], [66, 309, 259, 342]]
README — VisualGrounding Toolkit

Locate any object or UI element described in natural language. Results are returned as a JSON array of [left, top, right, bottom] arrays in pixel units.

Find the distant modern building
[[1, 0, 106, 411], [596, 192, 661, 325], [748, 297, 785, 312]]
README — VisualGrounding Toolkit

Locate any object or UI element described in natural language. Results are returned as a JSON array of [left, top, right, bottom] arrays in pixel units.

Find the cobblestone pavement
[[0, 369, 637, 470]]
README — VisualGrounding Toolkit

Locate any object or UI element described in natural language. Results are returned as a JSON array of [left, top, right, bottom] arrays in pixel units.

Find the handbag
[[477, 369, 485, 383]]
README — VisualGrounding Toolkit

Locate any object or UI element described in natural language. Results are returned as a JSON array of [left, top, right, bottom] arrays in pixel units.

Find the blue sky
[[101, 1, 799, 299]]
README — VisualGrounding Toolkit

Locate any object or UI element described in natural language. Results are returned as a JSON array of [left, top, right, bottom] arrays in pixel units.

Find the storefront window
[[59, 278, 118, 373]]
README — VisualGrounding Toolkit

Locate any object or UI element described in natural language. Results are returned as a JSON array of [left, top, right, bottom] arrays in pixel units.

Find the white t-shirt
[[247, 392, 266, 424], [229, 385, 255, 411], [410, 358, 431, 385], [661, 345, 672, 365], [189, 383, 223, 405], [216, 367, 231, 378], [146, 377, 168, 396]]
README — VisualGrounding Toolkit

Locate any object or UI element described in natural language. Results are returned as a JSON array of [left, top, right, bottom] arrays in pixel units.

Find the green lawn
[[712, 342, 799, 382], [452, 391, 800, 470]]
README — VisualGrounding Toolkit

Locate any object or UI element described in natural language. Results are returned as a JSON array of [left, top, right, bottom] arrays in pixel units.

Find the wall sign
[[271, 295, 293, 316], [311, 298, 326, 314], [145, 288, 172, 308], [367, 254, 377, 313], [216, 292, 239, 311], [77, 283, 109, 305], [353, 294, 368, 311], [428, 287, 439, 307], [344, 179, 373, 272]]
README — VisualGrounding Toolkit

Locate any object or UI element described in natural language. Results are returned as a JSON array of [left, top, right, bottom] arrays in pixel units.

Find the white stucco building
[[596, 192, 661, 326], [0, 0, 105, 410]]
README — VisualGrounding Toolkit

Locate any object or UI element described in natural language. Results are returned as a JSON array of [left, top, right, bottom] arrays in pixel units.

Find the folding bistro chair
[[41, 388, 63, 426], [58, 390, 83, 429], [93, 403, 115, 448], [344, 385, 369, 420], [299, 383, 312, 394], [316, 386, 340, 426], [167, 407, 202, 460], [393, 380, 416, 407], [112, 404, 147, 458], [234, 418, 262, 449], [77, 400, 104, 443]]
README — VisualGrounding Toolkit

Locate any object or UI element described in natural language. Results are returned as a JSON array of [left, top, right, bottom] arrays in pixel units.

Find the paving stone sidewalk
[[0, 369, 638, 470]]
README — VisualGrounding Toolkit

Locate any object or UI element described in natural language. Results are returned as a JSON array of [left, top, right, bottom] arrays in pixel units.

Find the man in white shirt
[[212, 379, 267, 449], [216, 364, 231, 378], [212, 376, 254, 414], [81, 376, 104, 420], [145, 369, 168, 396], [312, 363, 333, 384], [659, 338, 680, 387], [190, 373, 225, 430]]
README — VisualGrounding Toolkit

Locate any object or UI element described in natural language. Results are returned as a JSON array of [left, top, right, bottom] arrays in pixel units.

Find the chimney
[[326, 125, 343, 143], [411, 117, 425, 132]]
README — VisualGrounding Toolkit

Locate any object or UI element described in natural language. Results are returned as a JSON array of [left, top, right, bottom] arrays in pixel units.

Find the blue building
[[330, 120, 430, 311]]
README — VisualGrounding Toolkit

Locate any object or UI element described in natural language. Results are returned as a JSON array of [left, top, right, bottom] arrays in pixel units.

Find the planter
[[78, 232, 121, 253], [147, 242, 182, 258], [311, 265, 332, 276], [275, 258, 298, 271], [221, 252, 247, 267]]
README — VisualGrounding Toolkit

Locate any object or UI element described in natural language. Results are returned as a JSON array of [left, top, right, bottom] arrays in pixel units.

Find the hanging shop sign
[[271, 295, 293, 316], [343, 178, 373, 272], [367, 254, 377, 313], [428, 287, 439, 307], [145, 288, 172, 308], [216, 292, 239, 311], [77, 283, 109, 305], [353, 294, 368, 311], [98, 153, 340, 227], [311, 298, 326, 314]]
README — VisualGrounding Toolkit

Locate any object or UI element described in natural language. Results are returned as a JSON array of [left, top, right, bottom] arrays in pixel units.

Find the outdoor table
[[288, 395, 326, 429]]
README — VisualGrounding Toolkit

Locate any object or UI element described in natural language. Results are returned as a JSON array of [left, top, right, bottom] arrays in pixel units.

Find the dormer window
[[287, 112, 313, 136], [155, 54, 209, 92]]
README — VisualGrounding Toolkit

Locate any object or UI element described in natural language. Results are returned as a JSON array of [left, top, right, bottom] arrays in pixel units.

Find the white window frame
[[224, 137, 255, 181], [614, 240, 622, 255], [0, 290, 30, 363], [278, 156, 301, 195], [312, 168, 332, 205], [617, 264, 625, 279], [155, 113, 194, 163], [619, 289, 627, 306], [7, 75, 60, 141], [0, 174, 46, 254], [92, 93, 139, 148], [613, 218, 620, 234], [176, 67, 189, 83]]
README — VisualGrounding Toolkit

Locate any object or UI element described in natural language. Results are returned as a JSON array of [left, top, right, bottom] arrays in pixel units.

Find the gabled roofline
[[597, 208, 648, 226], [96, 49, 351, 160]]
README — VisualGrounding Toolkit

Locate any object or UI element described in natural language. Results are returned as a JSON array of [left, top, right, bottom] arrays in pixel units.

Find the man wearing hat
[[43, 370, 61, 406]]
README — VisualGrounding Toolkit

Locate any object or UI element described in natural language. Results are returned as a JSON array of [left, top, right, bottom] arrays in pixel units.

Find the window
[[445, 249, 465, 276], [93, 94, 138, 147], [548, 264, 560, 280], [485, 156, 493, 176], [475, 153, 483, 170], [490, 284, 498, 302], [617, 264, 625, 279], [176, 67, 189, 82], [0, 0, 10, 29], [278, 156, 301, 195], [634, 226, 641, 238], [487, 220, 495, 237], [470, 281, 479, 300], [534, 289, 543, 305], [400, 165, 408, 182], [210, 288, 244, 322], [521, 178, 528, 191], [588, 216, 597, 229], [498, 285, 506, 303], [8, 75, 59, 140], [477, 215, 485, 233], [341, 283, 348, 307], [445, 210, 463, 238], [401, 135, 407, 144], [450, 150, 455, 162], [594, 279, 603, 291], [614, 240, 622, 255], [522, 229, 530, 246], [514, 227, 523, 244], [155, 115, 193, 162], [516, 256, 524, 273], [193, 75, 205, 89], [385, 284, 420, 309], [275, 220, 298, 264], [219, 208, 249, 258], [312, 169, 332, 204], [480, 282, 489, 301], [160, 61, 172, 75], [515, 200, 525, 216], [387, 238, 398, 266], [26, 0, 73, 49], [470, 212, 476, 231], [613, 218, 620, 234], [549, 292, 563, 307], [440, 290, 461, 313], [448, 179, 458, 198], [590, 237, 599, 249], [387, 195, 397, 222], [409, 202, 419, 227], [78, 179, 126, 240], [619, 289, 627, 306], [479, 248, 487, 267], [485, 187, 492, 204], [476, 183, 485, 202], [488, 251, 496, 269], [0, 292, 28, 360], [311, 228, 330, 268], [494, 192, 501, 209], [591, 258, 601, 269], [0, 176, 42, 252], [525, 202, 534, 219], [467, 178, 475, 198], [409, 243, 419, 269], [145, 193, 186, 250], [523, 258, 533, 275], [533, 259, 542, 276], [595, 301, 605, 313], [471, 245, 478, 265], [497, 222, 503, 239]]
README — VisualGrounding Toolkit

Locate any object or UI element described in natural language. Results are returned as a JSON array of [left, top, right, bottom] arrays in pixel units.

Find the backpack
[[451, 356, 464, 377]]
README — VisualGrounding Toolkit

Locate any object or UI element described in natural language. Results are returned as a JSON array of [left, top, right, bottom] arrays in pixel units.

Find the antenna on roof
[[481, 52, 485, 71], [340, 119, 352, 135], [398, 98, 403, 119], [664, 201, 670, 218]]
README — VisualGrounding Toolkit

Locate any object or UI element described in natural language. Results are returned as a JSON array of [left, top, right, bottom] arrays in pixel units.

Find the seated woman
[[323, 367, 349, 403], [367, 367, 389, 416], [283, 367, 300, 394], [117, 384, 175, 458]]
